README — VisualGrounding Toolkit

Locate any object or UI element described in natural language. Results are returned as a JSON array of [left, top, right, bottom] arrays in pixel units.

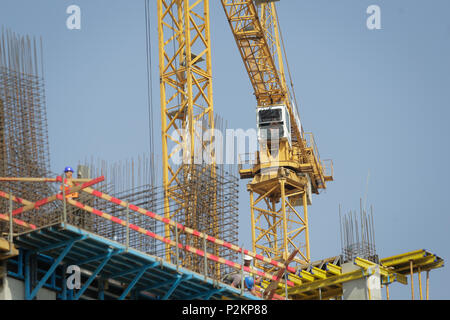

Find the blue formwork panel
[[13, 223, 261, 301]]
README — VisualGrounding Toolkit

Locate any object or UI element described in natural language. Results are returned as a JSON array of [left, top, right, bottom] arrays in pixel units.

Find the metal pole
[[62, 174, 67, 227], [418, 267, 423, 300], [303, 190, 310, 261], [386, 284, 390, 300], [318, 287, 322, 300], [126, 203, 130, 251], [249, 191, 256, 262], [426, 271, 430, 300], [280, 179, 288, 260], [240, 245, 244, 296], [175, 222, 179, 272], [410, 260, 414, 300], [284, 272, 288, 299], [8, 190, 13, 254], [203, 234, 207, 280]]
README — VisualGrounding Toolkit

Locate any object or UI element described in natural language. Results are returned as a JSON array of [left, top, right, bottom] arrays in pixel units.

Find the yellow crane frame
[[157, 0, 217, 273], [221, 0, 333, 270]]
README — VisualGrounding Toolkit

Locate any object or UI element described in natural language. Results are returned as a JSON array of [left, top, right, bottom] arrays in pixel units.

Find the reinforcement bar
[[81, 186, 296, 274], [63, 196, 295, 287]]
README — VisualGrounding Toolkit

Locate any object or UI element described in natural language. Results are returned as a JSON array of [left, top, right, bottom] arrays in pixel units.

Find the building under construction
[[0, 0, 445, 301]]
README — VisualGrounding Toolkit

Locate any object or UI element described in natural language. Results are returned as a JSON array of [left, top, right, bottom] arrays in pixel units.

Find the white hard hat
[[244, 255, 253, 261]]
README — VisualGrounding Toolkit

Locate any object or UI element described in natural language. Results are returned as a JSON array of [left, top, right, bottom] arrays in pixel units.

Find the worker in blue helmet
[[61, 166, 78, 199], [64, 166, 74, 173], [244, 276, 255, 293]]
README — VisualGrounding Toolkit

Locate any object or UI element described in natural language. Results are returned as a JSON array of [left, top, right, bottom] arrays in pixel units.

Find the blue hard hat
[[64, 166, 74, 173], [244, 276, 254, 290]]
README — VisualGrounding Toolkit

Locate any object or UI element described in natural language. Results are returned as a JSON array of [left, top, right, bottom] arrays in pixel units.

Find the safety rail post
[[284, 272, 288, 299], [203, 234, 207, 280], [8, 190, 13, 255], [240, 245, 244, 296], [126, 203, 130, 251], [175, 222, 179, 272], [62, 174, 67, 227]]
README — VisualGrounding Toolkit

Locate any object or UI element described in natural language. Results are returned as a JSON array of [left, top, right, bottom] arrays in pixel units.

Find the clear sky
[[1, 0, 449, 299]]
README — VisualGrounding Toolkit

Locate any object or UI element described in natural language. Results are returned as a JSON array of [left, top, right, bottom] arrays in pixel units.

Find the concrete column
[[342, 262, 381, 300]]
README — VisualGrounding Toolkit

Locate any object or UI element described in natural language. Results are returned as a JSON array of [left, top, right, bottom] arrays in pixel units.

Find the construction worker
[[61, 166, 87, 228], [230, 255, 261, 296], [60, 166, 79, 199]]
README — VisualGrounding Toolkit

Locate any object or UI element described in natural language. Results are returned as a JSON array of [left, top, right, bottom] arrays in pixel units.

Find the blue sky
[[1, 0, 449, 299]]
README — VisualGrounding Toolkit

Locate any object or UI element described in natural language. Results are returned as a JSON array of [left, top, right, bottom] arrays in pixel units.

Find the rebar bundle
[[339, 201, 378, 264], [162, 115, 239, 278], [165, 163, 239, 277], [80, 155, 158, 254], [0, 28, 56, 234]]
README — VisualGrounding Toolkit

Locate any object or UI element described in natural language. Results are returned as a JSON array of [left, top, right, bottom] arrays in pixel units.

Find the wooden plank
[[264, 249, 299, 300]]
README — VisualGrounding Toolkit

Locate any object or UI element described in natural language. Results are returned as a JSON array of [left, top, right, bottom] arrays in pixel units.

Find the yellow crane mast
[[157, 0, 217, 272], [221, 0, 333, 271]]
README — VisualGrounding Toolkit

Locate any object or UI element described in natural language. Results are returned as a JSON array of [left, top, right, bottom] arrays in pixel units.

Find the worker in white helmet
[[230, 255, 261, 295]]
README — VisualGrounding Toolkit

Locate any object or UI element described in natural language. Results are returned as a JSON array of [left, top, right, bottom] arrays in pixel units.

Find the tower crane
[[221, 0, 333, 271], [157, 0, 218, 275]]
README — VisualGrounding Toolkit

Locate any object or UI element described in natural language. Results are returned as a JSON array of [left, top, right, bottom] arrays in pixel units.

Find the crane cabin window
[[257, 105, 292, 145], [258, 109, 282, 123]]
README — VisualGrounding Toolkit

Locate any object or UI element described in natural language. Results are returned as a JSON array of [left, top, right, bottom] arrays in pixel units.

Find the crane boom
[[221, 1, 302, 142]]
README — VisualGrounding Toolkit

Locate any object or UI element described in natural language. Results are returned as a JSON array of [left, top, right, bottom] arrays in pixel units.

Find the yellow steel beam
[[288, 269, 367, 296], [311, 267, 328, 280], [324, 263, 341, 276], [354, 257, 408, 285], [298, 270, 315, 282], [380, 249, 427, 267], [391, 256, 439, 274]]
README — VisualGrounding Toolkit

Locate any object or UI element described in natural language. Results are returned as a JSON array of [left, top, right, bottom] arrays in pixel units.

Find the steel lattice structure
[[157, 0, 219, 275]]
